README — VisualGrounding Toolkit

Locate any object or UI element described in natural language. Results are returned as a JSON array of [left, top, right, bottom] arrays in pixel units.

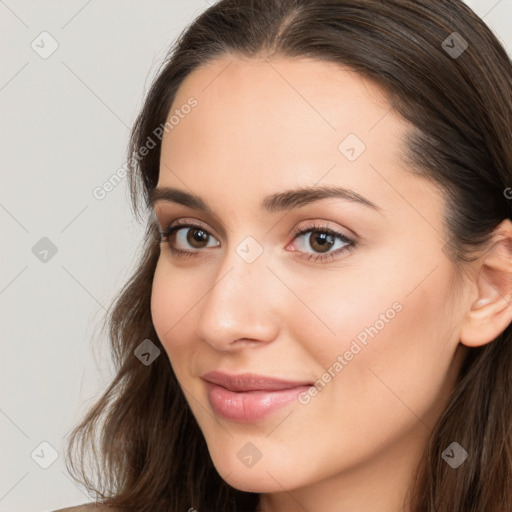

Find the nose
[[194, 241, 280, 351]]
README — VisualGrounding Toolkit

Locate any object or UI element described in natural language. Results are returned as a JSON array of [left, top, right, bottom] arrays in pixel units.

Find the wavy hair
[[65, 1, 512, 510]]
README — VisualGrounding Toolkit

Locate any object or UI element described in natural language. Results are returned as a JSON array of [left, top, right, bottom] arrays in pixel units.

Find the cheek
[[150, 258, 199, 360], [290, 239, 458, 408], [302, 259, 459, 444]]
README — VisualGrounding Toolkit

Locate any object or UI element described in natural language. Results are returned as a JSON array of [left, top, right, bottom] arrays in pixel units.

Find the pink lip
[[201, 371, 313, 423]]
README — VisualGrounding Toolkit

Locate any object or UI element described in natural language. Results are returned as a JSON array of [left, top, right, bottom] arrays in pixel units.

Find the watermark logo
[[236, 236, 264, 264], [338, 133, 366, 162], [134, 339, 161, 366], [32, 237, 58, 263], [31, 441, 58, 469], [31, 31, 59, 59], [237, 442, 263, 468], [442, 32, 468, 59], [442, 441, 468, 469]]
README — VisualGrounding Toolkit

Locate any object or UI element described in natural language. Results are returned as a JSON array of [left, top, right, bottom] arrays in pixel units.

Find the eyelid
[[155, 207, 228, 240], [159, 217, 219, 238], [286, 220, 356, 261], [288, 218, 355, 239], [160, 217, 357, 264], [160, 217, 352, 244], [161, 218, 222, 246]]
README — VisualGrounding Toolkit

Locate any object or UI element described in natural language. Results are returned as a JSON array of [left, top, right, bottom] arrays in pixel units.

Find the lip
[[201, 371, 313, 423], [201, 371, 313, 392]]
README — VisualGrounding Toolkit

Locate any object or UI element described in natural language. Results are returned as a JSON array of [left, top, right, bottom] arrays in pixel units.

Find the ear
[[459, 218, 512, 348]]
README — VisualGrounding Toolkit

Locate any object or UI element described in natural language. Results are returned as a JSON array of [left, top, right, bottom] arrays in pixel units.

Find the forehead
[[168, 55, 394, 146], [157, 56, 443, 228]]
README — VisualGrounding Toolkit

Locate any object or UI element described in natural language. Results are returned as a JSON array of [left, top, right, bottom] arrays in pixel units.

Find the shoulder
[[52, 504, 113, 512]]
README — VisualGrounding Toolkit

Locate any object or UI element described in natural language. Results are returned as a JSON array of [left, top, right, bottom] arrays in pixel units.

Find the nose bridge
[[213, 233, 269, 296], [195, 235, 279, 347]]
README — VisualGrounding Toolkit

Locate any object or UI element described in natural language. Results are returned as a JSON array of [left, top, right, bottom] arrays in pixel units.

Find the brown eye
[[289, 223, 355, 263], [307, 231, 335, 253], [185, 227, 209, 249], [160, 222, 220, 255]]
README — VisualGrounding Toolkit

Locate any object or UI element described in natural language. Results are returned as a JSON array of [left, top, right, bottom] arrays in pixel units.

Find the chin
[[210, 453, 303, 493], [220, 471, 286, 493]]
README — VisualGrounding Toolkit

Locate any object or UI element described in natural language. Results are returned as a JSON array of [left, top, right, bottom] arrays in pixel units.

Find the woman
[[56, 0, 512, 511]]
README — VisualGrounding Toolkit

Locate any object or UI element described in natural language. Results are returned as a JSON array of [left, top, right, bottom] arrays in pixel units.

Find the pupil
[[189, 229, 207, 247], [311, 231, 334, 253]]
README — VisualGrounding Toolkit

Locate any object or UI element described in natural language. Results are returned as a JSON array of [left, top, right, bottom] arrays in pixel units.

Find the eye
[[159, 219, 356, 263], [287, 221, 356, 263], [159, 219, 220, 258]]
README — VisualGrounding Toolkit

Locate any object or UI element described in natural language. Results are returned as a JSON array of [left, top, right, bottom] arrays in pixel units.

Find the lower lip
[[205, 381, 312, 423]]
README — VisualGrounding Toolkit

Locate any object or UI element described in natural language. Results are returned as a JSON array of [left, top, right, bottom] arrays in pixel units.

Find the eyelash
[[159, 219, 356, 263]]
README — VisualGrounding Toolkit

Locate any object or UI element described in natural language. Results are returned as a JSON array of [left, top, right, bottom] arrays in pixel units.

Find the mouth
[[201, 371, 314, 422]]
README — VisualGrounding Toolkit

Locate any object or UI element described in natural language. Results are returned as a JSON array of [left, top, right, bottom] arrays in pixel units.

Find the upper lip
[[201, 371, 313, 392]]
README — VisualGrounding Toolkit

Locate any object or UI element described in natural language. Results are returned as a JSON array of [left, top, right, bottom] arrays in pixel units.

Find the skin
[[150, 55, 512, 512]]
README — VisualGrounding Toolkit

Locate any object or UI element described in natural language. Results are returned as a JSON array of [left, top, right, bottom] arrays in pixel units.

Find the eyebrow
[[148, 185, 381, 214]]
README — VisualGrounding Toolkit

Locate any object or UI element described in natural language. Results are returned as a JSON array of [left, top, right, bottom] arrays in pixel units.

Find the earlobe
[[459, 219, 512, 348]]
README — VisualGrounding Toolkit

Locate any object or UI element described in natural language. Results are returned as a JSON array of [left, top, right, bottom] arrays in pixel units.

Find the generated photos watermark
[[298, 301, 403, 405], [92, 96, 198, 201]]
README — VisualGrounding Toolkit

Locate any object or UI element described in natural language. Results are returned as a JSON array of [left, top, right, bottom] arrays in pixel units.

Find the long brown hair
[[65, 1, 512, 510]]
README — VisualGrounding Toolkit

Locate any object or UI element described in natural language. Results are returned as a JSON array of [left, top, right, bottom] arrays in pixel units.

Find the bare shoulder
[[52, 504, 114, 512]]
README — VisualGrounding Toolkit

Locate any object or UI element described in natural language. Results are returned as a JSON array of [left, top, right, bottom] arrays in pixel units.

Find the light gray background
[[1, 1, 510, 511]]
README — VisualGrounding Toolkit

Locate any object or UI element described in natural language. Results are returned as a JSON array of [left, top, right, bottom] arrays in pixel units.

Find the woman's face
[[150, 56, 469, 507]]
